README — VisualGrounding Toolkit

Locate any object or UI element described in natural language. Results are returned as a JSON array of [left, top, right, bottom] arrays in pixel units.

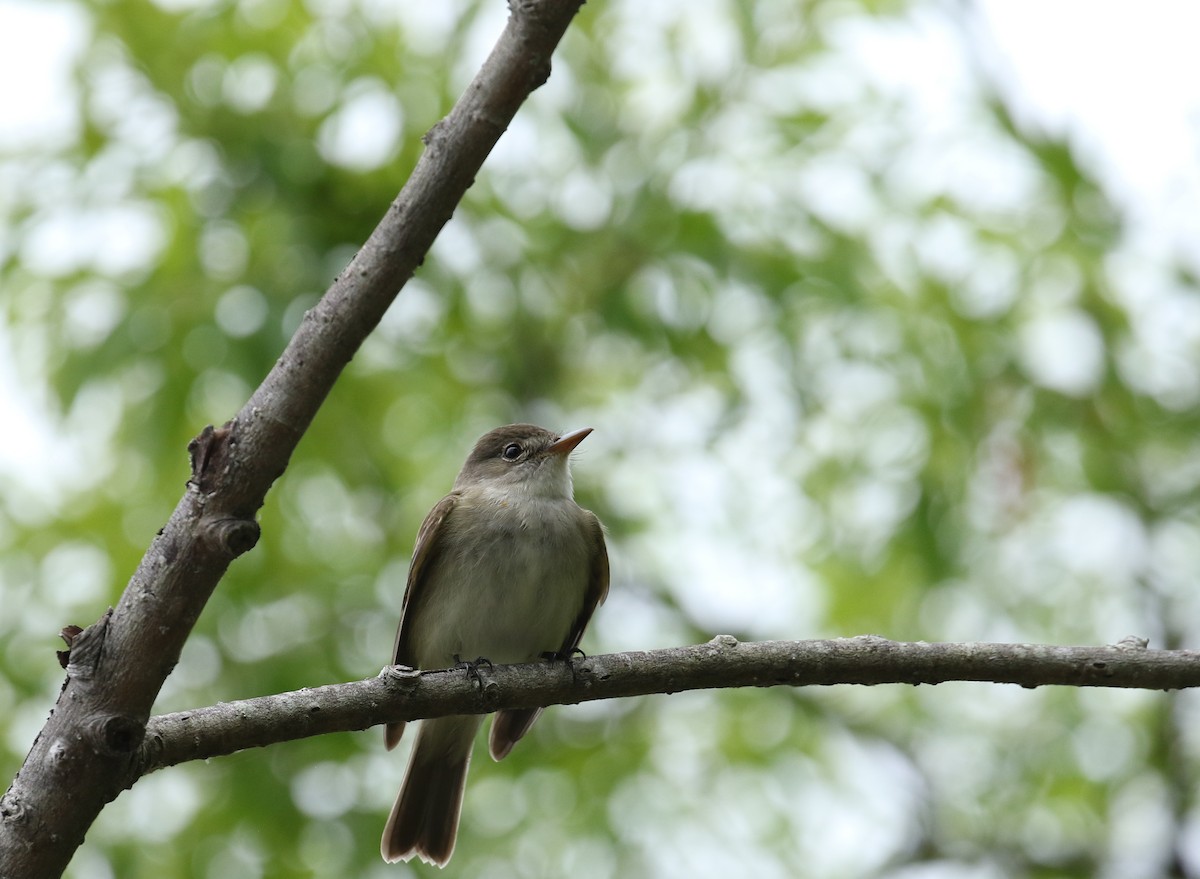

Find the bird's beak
[[547, 427, 593, 457]]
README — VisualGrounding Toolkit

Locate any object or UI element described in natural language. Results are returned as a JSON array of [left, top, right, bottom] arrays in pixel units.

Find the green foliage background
[[2, 1, 1199, 877]]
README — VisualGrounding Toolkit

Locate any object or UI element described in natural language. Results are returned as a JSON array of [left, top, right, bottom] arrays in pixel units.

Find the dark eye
[[501, 443, 522, 461]]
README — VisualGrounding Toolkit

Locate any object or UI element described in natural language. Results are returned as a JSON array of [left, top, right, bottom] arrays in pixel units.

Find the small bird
[[381, 423, 609, 866]]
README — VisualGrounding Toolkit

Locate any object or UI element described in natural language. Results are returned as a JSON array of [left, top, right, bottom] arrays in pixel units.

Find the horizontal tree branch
[[140, 635, 1200, 772]]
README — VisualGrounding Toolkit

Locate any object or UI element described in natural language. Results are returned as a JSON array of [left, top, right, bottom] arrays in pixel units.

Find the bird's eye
[[501, 443, 522, 461]]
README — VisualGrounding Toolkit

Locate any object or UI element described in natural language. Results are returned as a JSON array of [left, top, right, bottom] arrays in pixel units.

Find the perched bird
[[381, 423, 609, 866]]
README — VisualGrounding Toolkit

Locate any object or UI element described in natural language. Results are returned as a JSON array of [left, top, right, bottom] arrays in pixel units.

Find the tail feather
[[489, 707, 543, 761], [381, 716, 481, 867], [385, 721, 405, 751]]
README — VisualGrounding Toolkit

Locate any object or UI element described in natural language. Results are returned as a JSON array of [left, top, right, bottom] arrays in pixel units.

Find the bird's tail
[[381, 715, 483, 867]]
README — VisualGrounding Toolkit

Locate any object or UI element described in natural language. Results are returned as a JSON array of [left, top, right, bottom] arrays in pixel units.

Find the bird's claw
[[540, 647, 585, 662], [540, 647, 585, 683], [453, 654, 493, 691]]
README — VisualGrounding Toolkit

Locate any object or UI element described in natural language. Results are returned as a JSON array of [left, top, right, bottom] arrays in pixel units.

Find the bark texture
[[138, 635, 1199, 772]]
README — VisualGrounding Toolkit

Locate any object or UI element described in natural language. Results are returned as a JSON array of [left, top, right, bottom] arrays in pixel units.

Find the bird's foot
[[540, 647, 585, 683], [540, 647, 585, 662], [453, 654, 493, 691]]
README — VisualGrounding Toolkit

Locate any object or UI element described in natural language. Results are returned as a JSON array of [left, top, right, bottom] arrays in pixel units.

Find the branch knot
[[202, 517, 261, 558], [86, 714, 146, 757]]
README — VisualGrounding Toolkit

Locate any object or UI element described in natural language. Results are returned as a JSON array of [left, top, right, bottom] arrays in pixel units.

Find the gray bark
[[138, 635, 1199, 772]]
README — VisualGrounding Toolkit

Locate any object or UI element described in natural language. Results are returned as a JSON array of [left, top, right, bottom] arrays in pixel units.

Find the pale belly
[[408, 498, 592, 669]]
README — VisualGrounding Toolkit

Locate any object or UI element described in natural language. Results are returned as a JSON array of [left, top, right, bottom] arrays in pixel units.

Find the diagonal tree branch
[[138, 636, 1200, 773], [0, 2, 586, 876]]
